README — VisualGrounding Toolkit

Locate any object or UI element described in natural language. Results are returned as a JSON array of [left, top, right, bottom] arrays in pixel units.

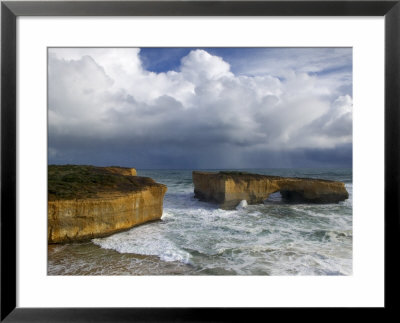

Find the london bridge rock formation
[[193, 171, 349, 210], [48, 165, 167, 243]]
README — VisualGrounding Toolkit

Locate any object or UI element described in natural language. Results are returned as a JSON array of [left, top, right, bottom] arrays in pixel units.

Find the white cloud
[[180, 49, 233, 84], [48, 48, 352, 166]]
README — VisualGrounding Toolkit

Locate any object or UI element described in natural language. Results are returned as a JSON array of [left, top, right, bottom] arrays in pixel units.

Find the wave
[[303, 229, 352, 242], [92, 224, 192, 264]]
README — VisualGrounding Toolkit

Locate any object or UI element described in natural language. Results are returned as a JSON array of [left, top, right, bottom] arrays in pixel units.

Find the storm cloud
[[48, 48, 352, 169]]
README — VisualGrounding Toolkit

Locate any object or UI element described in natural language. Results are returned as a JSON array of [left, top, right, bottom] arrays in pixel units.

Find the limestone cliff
[[193, 171, 349, 209], [48, 165, 167, 243], [104, 166, 137, 176]]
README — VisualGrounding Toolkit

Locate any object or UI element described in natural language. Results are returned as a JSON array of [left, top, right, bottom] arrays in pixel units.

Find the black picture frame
[[1, 1, 399, 321]]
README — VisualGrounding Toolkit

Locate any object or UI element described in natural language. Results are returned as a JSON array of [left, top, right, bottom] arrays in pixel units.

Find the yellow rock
[[104, 166, 137, 176], [48, 165, 166, 243], [193, 171, 349, 209]]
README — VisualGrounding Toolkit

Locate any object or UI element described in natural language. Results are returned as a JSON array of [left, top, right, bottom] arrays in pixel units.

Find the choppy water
[[48, 168, 352, 276]]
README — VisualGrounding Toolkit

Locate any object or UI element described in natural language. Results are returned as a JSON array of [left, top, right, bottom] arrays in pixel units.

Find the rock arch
[[193, 171, 349, 210]]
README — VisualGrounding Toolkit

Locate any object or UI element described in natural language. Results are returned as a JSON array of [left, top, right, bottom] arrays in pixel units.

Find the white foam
[[161, 211, 175, 220], [236, 200, 248, 210], [92, 224, 191, 264]]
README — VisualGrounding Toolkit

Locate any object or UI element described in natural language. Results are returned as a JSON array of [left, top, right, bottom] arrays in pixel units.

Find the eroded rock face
[[104, 166, 137, 176], [193, 171, 349, 209], [48, 165, 166, 243]]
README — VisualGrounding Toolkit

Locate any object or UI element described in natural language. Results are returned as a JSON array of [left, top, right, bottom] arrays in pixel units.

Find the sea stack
[[48, 165, 167, 243], [193, 171, 349, 210]]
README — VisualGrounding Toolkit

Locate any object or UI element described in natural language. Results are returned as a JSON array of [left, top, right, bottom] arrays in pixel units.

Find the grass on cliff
[[218, 171, 281, 180], [217, 170, 335, 182], [48, 165, 155, 201]]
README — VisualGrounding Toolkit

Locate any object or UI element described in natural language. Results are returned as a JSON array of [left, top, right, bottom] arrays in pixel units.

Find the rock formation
[[48, 165, 167, 243], [193, 171, 349, 209], [104, 166, 137, 176]]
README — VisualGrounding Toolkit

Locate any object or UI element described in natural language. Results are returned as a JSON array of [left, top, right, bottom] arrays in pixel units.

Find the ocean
[[48, 168, 352, 276]]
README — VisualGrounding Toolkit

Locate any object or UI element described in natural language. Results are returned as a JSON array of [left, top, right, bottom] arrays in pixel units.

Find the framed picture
[[1, 0, 399, 321]]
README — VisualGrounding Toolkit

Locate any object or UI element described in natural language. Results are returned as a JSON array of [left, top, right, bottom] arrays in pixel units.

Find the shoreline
[[48, 241, 195, 276]]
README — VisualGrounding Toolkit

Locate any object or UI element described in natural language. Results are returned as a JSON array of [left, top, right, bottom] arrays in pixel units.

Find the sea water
[[48, 168, 352, 275]]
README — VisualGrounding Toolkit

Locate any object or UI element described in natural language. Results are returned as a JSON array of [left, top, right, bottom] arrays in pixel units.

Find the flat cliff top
[[48, 165, 164, 201], [193, 170, 336, 183]]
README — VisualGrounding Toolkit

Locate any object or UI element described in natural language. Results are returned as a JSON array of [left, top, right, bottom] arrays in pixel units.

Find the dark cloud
[[48, 48, 352, 169]]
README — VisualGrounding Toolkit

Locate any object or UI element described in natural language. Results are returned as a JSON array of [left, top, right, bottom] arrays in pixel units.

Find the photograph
[[2, 0, 398, 319], [47, 47, 353, 276]]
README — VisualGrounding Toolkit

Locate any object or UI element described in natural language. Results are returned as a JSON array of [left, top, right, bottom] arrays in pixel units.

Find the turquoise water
[[48, 168, 352, 276]]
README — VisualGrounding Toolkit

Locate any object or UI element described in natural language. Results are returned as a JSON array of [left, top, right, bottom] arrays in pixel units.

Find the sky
[[48, 47, 352, 169]]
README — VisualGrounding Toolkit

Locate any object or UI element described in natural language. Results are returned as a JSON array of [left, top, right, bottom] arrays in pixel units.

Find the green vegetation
[[217, 170, 333, 182], [219, 171, 253, 176], [217, 171, 282, 181], [48, 165, 154, 201]]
